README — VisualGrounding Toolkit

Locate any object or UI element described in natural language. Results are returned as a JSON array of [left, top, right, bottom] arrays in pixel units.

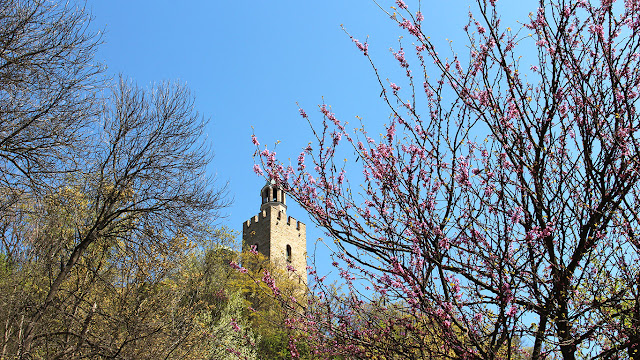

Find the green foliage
[[0, 0, 234, 358], [258, 332, 292, 359], [204, 291, 260, 360], [0, 253, 9, 279]]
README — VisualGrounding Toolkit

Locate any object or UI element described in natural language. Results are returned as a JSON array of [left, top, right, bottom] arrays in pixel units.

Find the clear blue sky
[[87, 0, 536, 274]]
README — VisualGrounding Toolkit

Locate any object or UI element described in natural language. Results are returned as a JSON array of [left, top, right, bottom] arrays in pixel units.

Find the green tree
[[1, 175, 225, 359], [0, 1, 228, 359]]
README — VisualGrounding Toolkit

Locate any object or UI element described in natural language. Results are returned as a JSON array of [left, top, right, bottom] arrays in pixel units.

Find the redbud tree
[[256, 0, 640, 359]]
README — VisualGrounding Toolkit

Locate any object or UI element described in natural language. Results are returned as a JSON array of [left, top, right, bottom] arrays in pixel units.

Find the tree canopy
[[256, 0, 640, 359], [0, 1, 230, 358]]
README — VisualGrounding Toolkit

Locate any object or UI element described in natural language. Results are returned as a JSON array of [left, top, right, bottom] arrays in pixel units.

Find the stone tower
[[242, 181, 307, 285]]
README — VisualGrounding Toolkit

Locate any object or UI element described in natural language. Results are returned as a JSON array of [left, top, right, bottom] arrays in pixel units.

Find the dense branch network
[[257, 0, 640, 359]]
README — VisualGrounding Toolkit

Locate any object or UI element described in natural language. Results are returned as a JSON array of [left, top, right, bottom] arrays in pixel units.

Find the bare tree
[[6, 79, 228, 358], [0, 0, 102, 205], [0, 1, 229, 358]]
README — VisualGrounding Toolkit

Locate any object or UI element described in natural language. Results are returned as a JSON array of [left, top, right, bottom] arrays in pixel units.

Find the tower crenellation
[[242, 181, 307, 285]]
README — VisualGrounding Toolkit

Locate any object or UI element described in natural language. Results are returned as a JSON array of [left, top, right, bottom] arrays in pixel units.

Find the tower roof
[[260, 179, 287, 211]]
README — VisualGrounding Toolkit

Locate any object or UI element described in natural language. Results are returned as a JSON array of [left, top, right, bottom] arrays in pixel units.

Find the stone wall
[[242, 205, 307, 285], [242, 209, 272, 258]]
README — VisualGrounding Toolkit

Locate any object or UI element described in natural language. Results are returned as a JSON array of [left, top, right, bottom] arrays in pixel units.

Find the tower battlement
[[243, 207, 305, 232]]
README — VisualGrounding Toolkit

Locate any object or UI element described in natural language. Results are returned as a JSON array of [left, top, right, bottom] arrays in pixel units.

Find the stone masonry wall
[[242, 205, 307, 286], [269, 208, 307, 286], [242, 209, 271, 259]]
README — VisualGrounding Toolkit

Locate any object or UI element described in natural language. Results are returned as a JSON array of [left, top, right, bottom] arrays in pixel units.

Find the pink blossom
[[508, 206, 523, 224], [394, 49, 409, 68], [253, 164, 263, 175], [262, 269, 280, 296], [387, 123, 396, 142], [297, 152, 306, 171], [473, 312, 483, 322], [230, 318, 241, 332], [589, 23, 604, 38], [536, 39, 548, 47], [455, 158, 471, 187], [399, 19, 420, 37], [351, 37, 369, 55], [229, 261, 248, 273], [332, 131, 342, 146]]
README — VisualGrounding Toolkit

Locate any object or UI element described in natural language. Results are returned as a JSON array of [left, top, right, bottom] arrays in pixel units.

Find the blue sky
[[88, 0, 537, 275]]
